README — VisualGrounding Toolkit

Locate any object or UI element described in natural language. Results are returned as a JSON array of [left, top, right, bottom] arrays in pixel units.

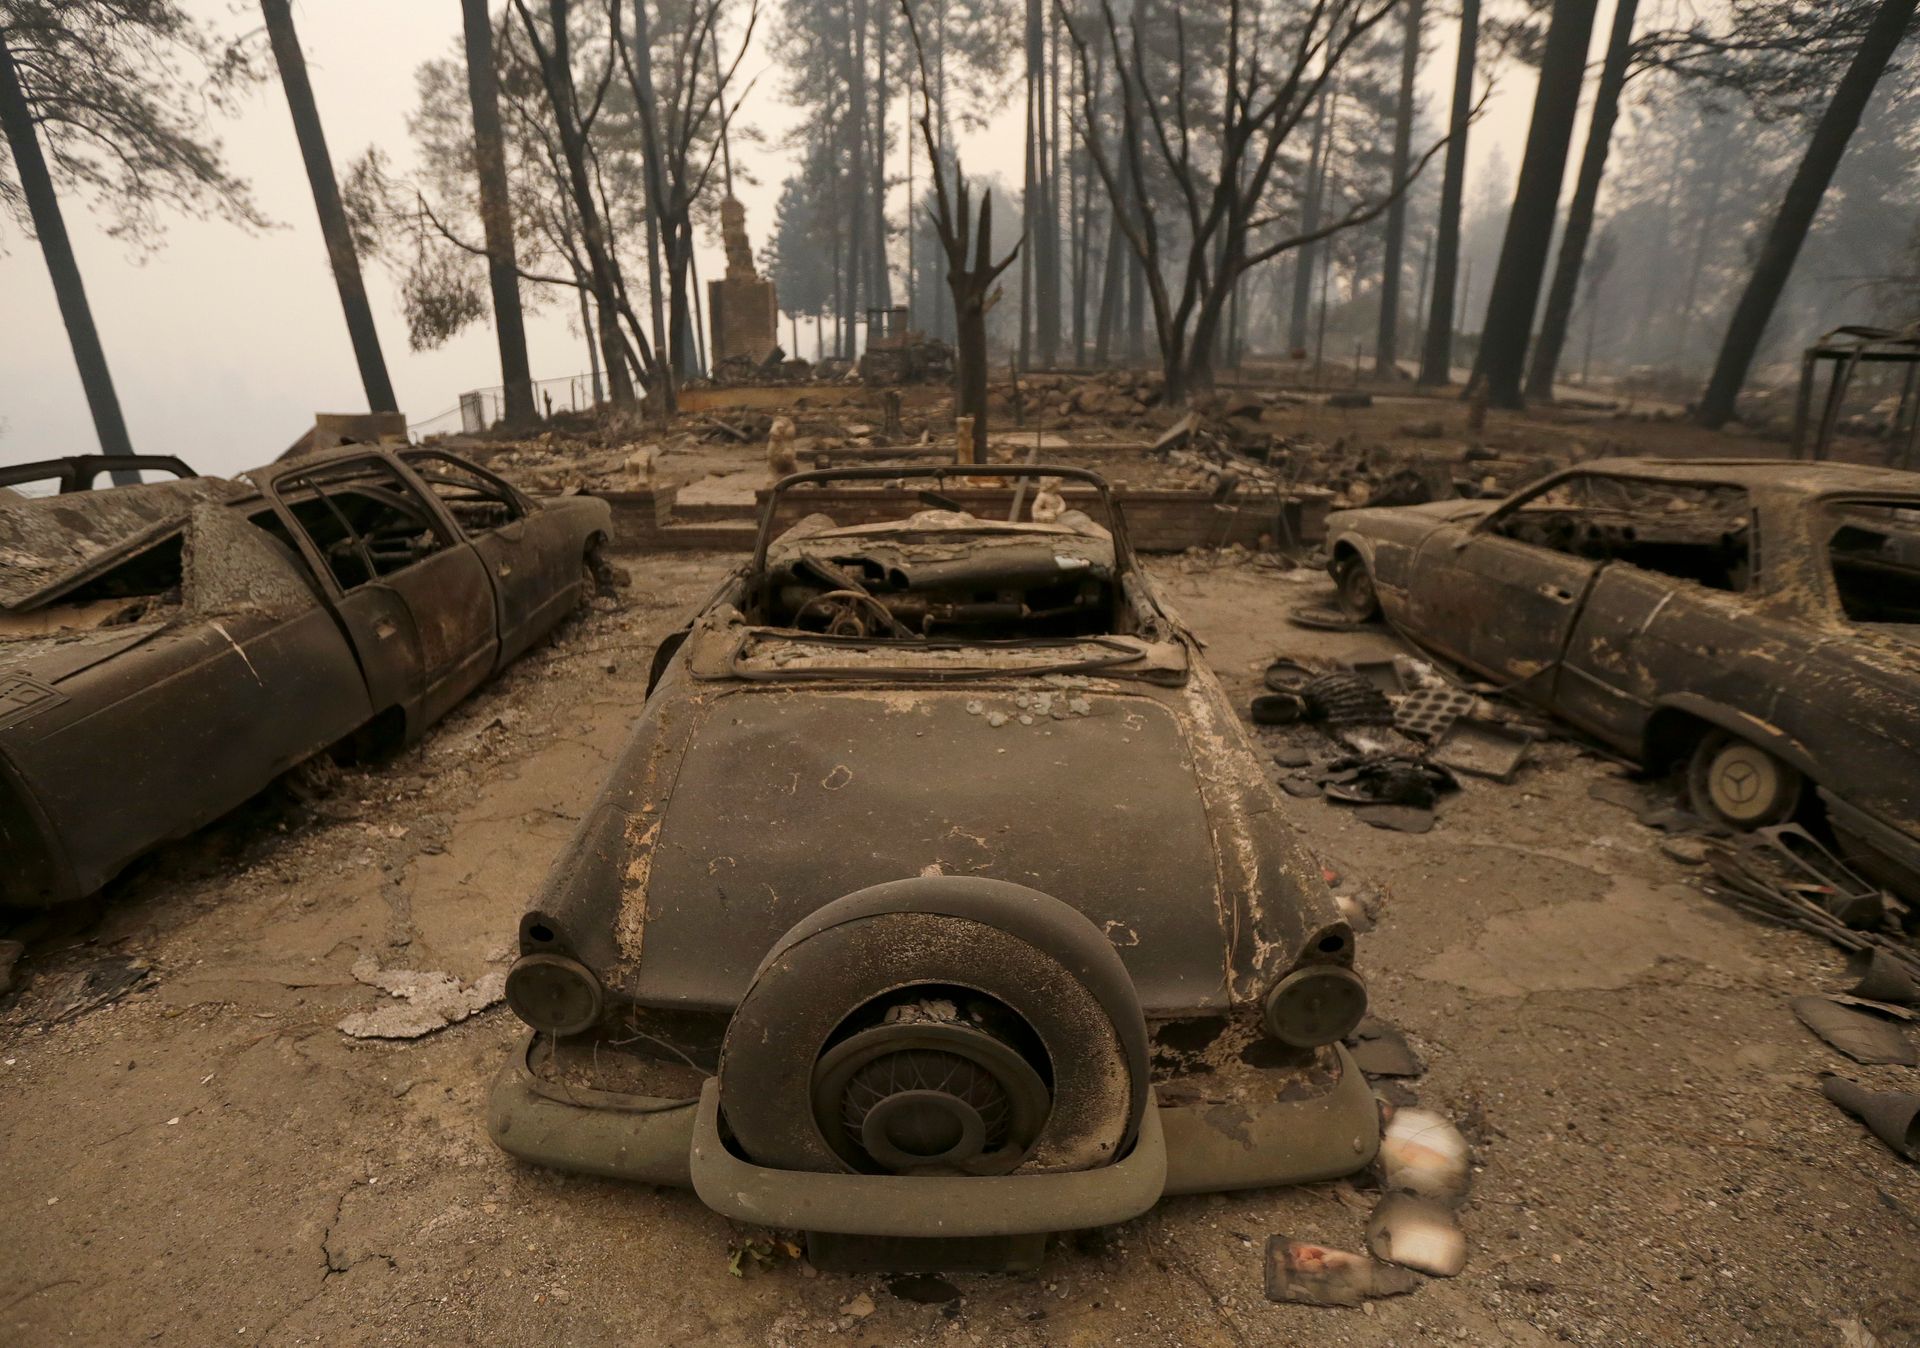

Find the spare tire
[[719, 878, 1150, 1177]]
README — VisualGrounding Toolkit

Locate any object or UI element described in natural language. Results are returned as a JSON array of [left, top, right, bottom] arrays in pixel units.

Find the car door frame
[[1406, 471, 1610, 697], [398, 449, 579, 667], [259, 451, 502, 736]]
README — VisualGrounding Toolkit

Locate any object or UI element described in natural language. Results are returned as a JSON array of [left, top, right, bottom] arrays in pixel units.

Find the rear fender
[[0, 750, 76, 906], [1643, 695, 1819, 778]]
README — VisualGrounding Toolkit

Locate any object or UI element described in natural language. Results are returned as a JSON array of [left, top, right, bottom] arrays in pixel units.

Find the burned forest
[[6, 0, 1920, 1343]]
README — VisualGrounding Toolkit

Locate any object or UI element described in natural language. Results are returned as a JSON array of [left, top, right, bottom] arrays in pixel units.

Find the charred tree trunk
[[1419, 0, 1476, 385], [1469, 0, 1600, 409], [627, 0, 675, 406], [1697, 0, 1918, 428], [1288, 85, 1331, 354], [846, 0, 871, 359], [262, 0, 398, 413], [1375, 0, 1424, 377], [873, 0, 893, 311], [1095, 197, 1123, 362], [905, 0, 1018, 459], [462, 0, 534, 425], [1671, 150, 1730, 369], [515, 0, 635, 405], [0, 28, 136, 460], [1524, 0, 1638, 403], [1043, 5, 1062, 365], [1070, 49, 1091, 364], [1020, 0, 1036, 373]]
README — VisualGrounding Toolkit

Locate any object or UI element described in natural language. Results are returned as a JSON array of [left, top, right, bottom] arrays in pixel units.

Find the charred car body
[[0, 449, 611, 906], [490, 465, 1378, 1273], [1326, 458, 1920, 898]]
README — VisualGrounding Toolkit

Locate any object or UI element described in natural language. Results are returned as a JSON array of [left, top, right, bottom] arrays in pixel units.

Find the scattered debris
[[1366, 1193, 1466, 1277], [837, 1292, 876, 1320], [1301, 674, 1395, 728], [1790, 996, 1916, 1066], [1355, 805, 1435, 834], [337, 958, 506, 1039], [1393, 686, 1477, 741], [1263, 1237, 1419, 1307], [1848, 948, 1920, 1007], [1252, 692, 1309, 726], [1821, 1077, 1920, 1162], [1833, 995, 1919, 1022], [1660, 836, 1713, 867], [1322, 757, 1459, 810], [1264, 657, 1315, 691], [32, 952, 150, 1024], [1430, 717, 1535, 783], [1379, 1107, 1471, 1202], [1345, 1017, 1424, 1078], [727, 1233, 802, 1277], [886, 1274, 962, 1305], [1289, 604, 1367, 632], [1703, 841, 1920, 985]]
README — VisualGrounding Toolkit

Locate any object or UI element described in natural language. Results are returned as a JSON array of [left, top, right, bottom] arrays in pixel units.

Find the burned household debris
[[0, 447, 612, 906], [488, 464, 1378, 1274]]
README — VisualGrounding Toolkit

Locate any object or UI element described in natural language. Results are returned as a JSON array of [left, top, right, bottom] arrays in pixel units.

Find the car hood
[[610, 684, 1245, 1013]]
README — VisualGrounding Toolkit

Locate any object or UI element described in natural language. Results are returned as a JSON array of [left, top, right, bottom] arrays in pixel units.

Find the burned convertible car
[[490, 465, 1377, 1272], [1326, 458, 1920, 896], [0, 448, 611, 906]]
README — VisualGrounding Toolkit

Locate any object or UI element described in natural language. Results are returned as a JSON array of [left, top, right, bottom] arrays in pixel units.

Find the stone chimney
[[708, 197, 779, 365]]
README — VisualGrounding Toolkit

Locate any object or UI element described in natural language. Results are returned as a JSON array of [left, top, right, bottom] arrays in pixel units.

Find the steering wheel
[[794, 589, 902, 638]]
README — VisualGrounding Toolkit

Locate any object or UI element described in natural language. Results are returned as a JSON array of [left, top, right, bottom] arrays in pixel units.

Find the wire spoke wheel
[[811, 1013, 1052, 1176]]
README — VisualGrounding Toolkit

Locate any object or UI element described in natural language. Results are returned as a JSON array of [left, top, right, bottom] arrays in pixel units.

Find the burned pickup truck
[[1326, 458, 1920, 898], [0, 448, 611, 906], [489, 465, 1377, 1273]]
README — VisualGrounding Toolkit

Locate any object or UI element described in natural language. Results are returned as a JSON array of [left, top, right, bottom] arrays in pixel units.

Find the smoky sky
[[0, 0, 1592, 478]]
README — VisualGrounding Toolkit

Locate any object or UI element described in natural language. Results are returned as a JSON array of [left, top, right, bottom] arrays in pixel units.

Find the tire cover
[[721, 879, 1150, 1174]]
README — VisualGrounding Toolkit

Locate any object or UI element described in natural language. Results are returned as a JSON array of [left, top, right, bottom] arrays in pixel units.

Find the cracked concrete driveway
[[1, 553, 1916, 1346]]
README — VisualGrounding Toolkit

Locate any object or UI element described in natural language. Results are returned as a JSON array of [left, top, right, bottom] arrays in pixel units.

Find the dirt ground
[[4, 475, 1919, 1344]]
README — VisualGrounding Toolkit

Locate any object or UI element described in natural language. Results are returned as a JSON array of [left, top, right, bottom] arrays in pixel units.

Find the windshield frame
[[750, 463, 1137, 587]]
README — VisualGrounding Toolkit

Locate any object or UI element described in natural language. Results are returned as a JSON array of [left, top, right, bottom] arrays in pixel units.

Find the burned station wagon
[[490, 465, 1377, 1273], [0, 448, 612, 906], [1326, 458, 1920, 899]]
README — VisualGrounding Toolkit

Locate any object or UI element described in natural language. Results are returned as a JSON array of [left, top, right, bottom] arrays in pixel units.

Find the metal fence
[[407, 372, 613, 440]]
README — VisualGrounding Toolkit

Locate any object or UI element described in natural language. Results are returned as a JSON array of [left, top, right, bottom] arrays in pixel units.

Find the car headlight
[[1263, 965, 1367, 1048]]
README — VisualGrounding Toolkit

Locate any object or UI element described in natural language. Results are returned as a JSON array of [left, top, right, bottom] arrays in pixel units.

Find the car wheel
[[719, 878, 1149, 1178], [1334, 554, 1381, 622], [575, 554, 599, 615], [1687, 731, 1803, 829]]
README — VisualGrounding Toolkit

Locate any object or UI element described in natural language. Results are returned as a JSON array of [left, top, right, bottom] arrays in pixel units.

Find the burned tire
[[1334, 554, 1381, 622], [1687, 730, 1802, 829], [719, 878, 1149, 1178]]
